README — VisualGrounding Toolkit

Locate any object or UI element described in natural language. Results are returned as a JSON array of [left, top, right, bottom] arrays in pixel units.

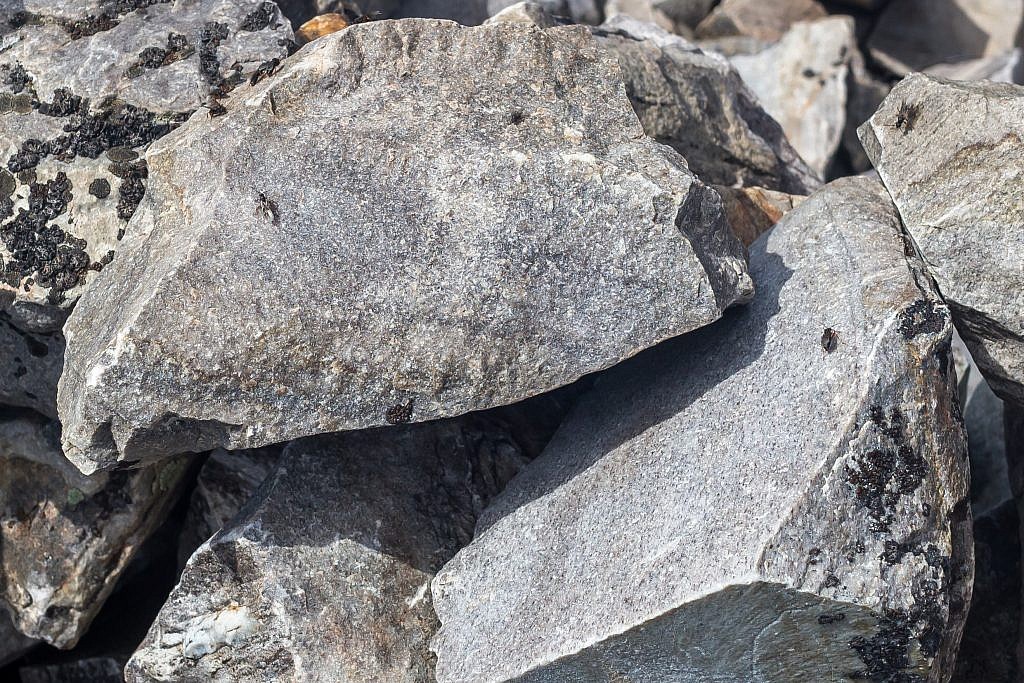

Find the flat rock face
[[596, 17, 819, 193], [57, 19, 753, 473], [431, 177, 972, 682], [126, 418, 529, 682], [868, 0, 1024, 74], [859, 75, 1024, 407], [695, 0, 827, 42], [0, 0, 291, 328], [0, 413, 190, 648], [729, 17, 858, 177]]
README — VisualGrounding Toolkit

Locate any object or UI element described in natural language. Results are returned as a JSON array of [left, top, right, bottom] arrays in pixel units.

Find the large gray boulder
[[859, 75, 1024, 407], [0, 413, 190, 647], [595, 16, 819, 193], [0, 0, 292, 329], [431, 176, 972, 682], [57, 18, 753, 473], [126, 417, 529, 682]]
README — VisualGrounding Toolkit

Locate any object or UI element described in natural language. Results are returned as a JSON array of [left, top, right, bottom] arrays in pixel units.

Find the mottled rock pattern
[[859, 75, 1024, 407], [431, 177, 972, 682], [0, 0, 292, 326], [714, 185, 804, 246], [730, 17, 858, 177], [0, 413, 190, 647], [0, 312, 62, 417], [597, 17, 819, 193], [127, 418, 529, 682], [58, 19, 753, 472], [868, 0, 1024, 74], [695, 0, 827, 41]]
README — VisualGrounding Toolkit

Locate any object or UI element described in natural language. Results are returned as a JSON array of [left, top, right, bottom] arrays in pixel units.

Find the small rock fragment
[[126, 418, 529, 682], [294, 12, 349, 44], [695, 0, 828, 42], [58, 19, 753, 472], [859, 75, 1024, 406], [431, 177, 971, 683]]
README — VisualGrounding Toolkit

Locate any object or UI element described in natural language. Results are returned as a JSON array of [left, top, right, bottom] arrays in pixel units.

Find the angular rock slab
[[596, 16, 819, 193], [0, 0, 292, 326], [0, 413, 190, 647], [859, 75, 1024, 407], [58, 18, 754, 472], [126, 418, 529, 682], [431, 177, 972, 682], [694, 0, 827, 42]]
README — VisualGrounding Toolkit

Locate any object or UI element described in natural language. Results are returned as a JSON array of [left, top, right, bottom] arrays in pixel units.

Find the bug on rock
[[821, 327, 840, 354], [255, 192, 279, 225], [206, 98, 227, 118], [894, 101, 922, 135]]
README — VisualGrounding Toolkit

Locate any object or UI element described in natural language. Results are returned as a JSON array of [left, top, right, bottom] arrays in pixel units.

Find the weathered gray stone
[[485, 1, 560, 27], [868, 0, 1024, 75], [604, 0, 676, 32], [177, 446, 281, 566], [0, 0, 292, 329], [730, 17, 858, 177], [695, 0, 827, 41], [0, 412, 190, 647], [57, 18, 753, 473], [0, 312, 62, 417], [431, 177, 972, 683], [651, 0, 716, 28], [596, 17, 819, 193], [859, 75, 1024, 407], [926, 49, 1024, 85], [126, 417, 529, 682]]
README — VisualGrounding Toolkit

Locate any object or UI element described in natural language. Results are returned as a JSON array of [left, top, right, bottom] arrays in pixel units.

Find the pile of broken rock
[[0, 0, 1021, 681]]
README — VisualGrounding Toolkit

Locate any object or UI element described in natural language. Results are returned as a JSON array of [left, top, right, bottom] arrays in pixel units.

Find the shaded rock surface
[[19, 656, 125, 683], [0, 312, 62, 417], [431, 176, 972, 682], [729, 16, 858, 177], [0, 0, 292, 326], [868, 0, 1024, 75], [57, 18, 753, 473], [0, 609, 37, 667], [695, 0, 828, 41], [859, 75, 1024, 407], [126, 417, 529, 682], [596, 16, 820, 193], [926, 49, 1024, 84], [0, 412, 190, 648], [714, 184, 804, 246]]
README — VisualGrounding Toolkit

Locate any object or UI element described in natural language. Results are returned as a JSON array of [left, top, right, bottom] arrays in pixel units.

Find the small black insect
[[894, 101, 922, 135], [249, 57, 282, 86], [255, 192, 279, 224], [821, 327, 839, 354], [385, 398, 414, 425], [817, 613, 846, 625], [206, 98, 227, 118]]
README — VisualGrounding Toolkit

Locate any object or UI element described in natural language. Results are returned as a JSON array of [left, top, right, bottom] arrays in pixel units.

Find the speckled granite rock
[[859, 75, 1024, 408], [0, 0, 292, 330], [596, 16, 819, 193], [695, 0, 827, 41], [431, 177, 972, 683], [0, 412, 190, 648], [177, 446, 280, 566], [57, 18, 753, 473], [729, 17, 858, 177], [868, 0, 1024, 75], [126, 418, 529, 682]]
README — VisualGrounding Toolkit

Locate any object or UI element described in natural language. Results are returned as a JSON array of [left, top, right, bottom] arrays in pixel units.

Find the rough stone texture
[[19, 657, 126, 683], [0, 0, 292, 328], [695, 0, 828, 42], [714, 185, 804, 246], [0, 312, 62, 417], [126, 417, 529, 682], [177, 446, 281, 566], [431, 177, 972, 683], [596, 17, 820, 193], [730, 17, 858, 178], [859, 75, 1024, 408], [57, 19, 754, 473], [868, 0, 1024, 75], [604, 0, 675, 32], [0, 412, 190, 648]]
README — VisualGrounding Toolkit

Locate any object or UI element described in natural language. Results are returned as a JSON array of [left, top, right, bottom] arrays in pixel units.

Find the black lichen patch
[[898, 300, 945, 340], [5, 64, 32, 94], [848, 609, 925, 682], [823, 573, 841, 589], [53, 0, 171, 40], [126, 32, 193, 78], [88, 178, 111, 199], [248, 58, 282, 86], [199, 22, 231, 86], [240, 2, 278, 32], [818, 612, 846, 625], [116, 161, 148, 221], [385, 399, 415, 425], [36, 88, 87, 118]]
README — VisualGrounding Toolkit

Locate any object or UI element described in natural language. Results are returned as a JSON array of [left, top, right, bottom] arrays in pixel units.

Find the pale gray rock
[[177, 446, 281, 566], [604, 0, 675, 32], [488, 0, 601, 23], [926, 49, 1024, 85], [695, 0, 828, 41], [0, 1, 292, 329], [0, 312, 62, 417], [57, 19, 753, 473], [730, 17, 858, 177], [0, 412, 191, 647], [126, 417, 529, 682], [859, 75, 1024, 407], [868, 0, 1024, 75], [485, 1, 560, 27], [596, 17, 820, 192], [431, 177, 972, 683]]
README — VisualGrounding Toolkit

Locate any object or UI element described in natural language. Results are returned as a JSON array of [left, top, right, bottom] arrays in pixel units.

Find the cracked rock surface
[[57, 18, 753, 473], [431, 176, 972, 683]]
